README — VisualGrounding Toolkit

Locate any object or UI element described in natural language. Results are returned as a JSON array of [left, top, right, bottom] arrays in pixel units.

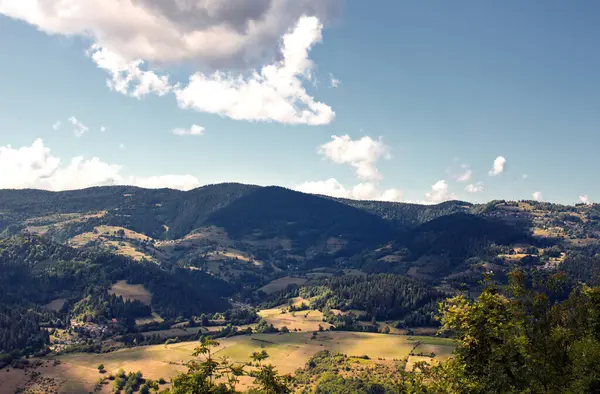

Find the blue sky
[[0, 1, 598, 204]]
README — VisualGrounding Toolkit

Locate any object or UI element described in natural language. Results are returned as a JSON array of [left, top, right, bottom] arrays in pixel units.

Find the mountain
[[1, 184, 599, 290]]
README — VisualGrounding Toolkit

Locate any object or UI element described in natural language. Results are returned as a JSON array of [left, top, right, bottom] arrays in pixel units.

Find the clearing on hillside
[[108, 280, 152, 306], [44, 298, 67, 312], [258, 276, 307, 294]]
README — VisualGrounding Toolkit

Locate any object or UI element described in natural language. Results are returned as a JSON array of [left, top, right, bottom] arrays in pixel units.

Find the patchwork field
[[1, 332, 455, 393]]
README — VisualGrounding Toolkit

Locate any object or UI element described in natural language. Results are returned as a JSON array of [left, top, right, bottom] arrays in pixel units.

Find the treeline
[[262, 274, 445, 327], [0, 305, 50, 367]]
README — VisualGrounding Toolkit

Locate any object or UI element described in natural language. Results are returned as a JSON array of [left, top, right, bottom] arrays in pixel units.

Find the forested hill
[[0, 234, 234, 361], [0, 184, 469, 238]]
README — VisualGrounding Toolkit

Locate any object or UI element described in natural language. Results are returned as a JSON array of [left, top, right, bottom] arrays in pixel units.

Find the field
[[258, 307, 332, 331], [108, 280, 152, 306], [1, 332, 455, 393], [258, 277, 308, 294]]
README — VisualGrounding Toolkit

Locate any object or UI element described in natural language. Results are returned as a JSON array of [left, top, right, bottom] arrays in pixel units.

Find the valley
[[1, 184, 600, 393]]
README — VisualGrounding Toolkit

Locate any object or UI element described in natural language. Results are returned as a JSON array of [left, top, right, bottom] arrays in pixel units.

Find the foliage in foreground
[[161, 337, 292, 394], [169, 270, 600, 393]]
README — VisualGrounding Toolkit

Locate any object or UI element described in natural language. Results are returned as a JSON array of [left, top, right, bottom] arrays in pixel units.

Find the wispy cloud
[[68, 116, 89, 138], [172, 124, 205, 136]]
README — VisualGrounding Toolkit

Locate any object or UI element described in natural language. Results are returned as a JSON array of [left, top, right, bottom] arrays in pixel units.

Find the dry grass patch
[[44, 298, 67, 312], [109, 280, 152, 305], [258, 308, 332, 332]]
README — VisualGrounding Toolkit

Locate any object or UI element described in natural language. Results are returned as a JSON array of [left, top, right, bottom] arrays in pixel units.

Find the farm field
[[1, 332, 455, 393]]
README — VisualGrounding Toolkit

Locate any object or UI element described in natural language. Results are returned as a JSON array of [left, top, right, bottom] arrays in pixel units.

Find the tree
[[162, 337, 292, 394], [97, 364, 105, 373]]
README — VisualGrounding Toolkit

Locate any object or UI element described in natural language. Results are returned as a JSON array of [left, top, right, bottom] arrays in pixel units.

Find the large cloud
[[0, 139, 200, 191], [0, 0, 338, 125], [0, 0, 340, 68], [174, 16, 334, 125]]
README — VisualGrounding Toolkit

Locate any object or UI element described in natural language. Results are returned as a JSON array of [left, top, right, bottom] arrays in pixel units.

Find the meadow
[[2, 332, 455, 393]]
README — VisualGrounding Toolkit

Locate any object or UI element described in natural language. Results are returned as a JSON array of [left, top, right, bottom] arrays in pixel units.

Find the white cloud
[[318, 135, 390, 181], [295, 178, 403, 202], [329, 73, 340, 88], [119, 143, 126, 150], [521, 174, 528, 180], [579, 195, 590, 204], [465, 182, 485, 193], [172, 124, 205, 136], [425, 180, 456, 203], [88, 45, 174, 99], [68, 116, 89, 138], [175, 16, 334, 125], [52, 121, 61, 130], [532, 191, 543, 201], [0, 139, 200, 191], [101, 126, 107, 132], [488, 156, 506, 176], [1, 2, 338, 125], [0, 0, 339, 68]]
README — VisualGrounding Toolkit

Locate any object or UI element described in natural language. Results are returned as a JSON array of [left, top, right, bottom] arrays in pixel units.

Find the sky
[[0, 1, 599, 205]]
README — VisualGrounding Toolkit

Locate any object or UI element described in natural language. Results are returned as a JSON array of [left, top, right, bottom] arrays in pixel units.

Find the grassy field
[[1, 332, 455, 393], [258, 277, 308, 294], [108, 280, 152, 306], [258, 307, 332, 332]]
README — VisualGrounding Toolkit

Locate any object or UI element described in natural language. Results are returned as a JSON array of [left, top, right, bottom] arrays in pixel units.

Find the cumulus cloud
[[579, 195, 590, 204], [88, 45, 174, 98], [68, 116, 89, 138], [0, 0, 339, 68], [172, 124, 205, 136], [296, 178, 403, 202], [1, 1, 338, 125], [465, 182, 485, 193], [425, 180, 456, 203], [329, 73, 340, 88], [318, 135, 390, 181], [52, 121, 61, 130], [532, 191, 543, 201], [0, 139, 200, 191], [489, 156, 506, 176], [175, 16, 335, 125]]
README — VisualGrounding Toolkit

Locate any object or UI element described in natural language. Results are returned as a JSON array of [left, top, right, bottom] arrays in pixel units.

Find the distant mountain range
[[1, 183, 599, 286]]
